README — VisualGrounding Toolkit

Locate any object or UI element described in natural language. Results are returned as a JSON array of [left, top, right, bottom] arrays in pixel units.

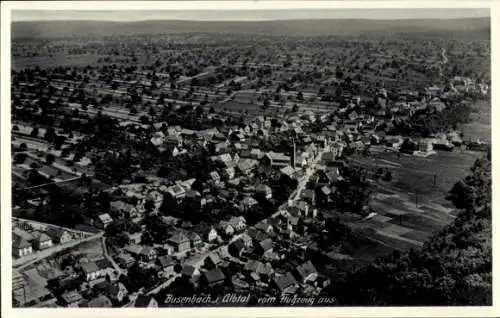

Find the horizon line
[[12, 16, 491, 23]]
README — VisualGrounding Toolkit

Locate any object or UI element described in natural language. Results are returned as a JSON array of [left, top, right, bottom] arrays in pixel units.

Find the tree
[[382, 171, 393, 182], [30, 127, 39, 138], [335, 65, 344, 79], [46, 153, 56, 165]]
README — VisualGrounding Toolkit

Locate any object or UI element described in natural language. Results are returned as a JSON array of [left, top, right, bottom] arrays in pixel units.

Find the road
[[22, 176, 82, 190], [101, 237, 124, 276], [14, 231, 104, 269]]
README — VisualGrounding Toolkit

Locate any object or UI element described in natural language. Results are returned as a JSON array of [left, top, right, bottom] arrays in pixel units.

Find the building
[[228, 239, 246, 258], [95, 213, 113, 229], [12, 233, 33, 258], [156, 255, 176, 277], [205, 227, 219, 242], [94, 281, 128, 303], [255, 184, 273, 199], [293, 261, 318, 284], [61, 290, 83, 307], [200, 268, 226, 288], [80, 261, 101, 281], [271, 272, 299, 295], [168, 232, 191, 253], [32, 231, 53, 250], [125, 245, 157, 262], [228, 216, 247, 232], [46, 228, 73, 244], [418, 139, 434, 153], [134, 295, 158, 308], [262, 152, 291, 168]]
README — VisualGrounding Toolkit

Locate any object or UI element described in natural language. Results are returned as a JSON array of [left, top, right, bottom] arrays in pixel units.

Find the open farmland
[[459, 100, 491, 142], [323, 149, 483, 255]]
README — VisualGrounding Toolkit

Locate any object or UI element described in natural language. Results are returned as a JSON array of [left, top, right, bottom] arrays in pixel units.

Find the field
[[459, 100, 491, 142], [323, 149, 484, 261]]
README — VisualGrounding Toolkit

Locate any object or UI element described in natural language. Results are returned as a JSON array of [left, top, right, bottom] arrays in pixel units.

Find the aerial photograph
[[9, 6, 491, 308]]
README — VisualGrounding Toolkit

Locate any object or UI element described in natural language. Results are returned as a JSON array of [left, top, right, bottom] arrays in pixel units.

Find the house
[[80, 295, 113, 308], [228, 216, 246, 232], [240, 233, 253, 248], [228, 239, 246, 258], [187, 232, 203, 248], [205, 227, 219, 242], [280, 165, 297, 179], [168, 232, 191, 253], [255, 184, 273, 199], [237, 158, 259, 175], [262, 152, 291, 168], [271, 272, 299, 295], [161, 243, 175, 255], [156, 255, 176, 277], [165, 184, 186, 200], [80, 261, 102, 281], [181, 265, 200, 279], [134, 295, 158, 308], [256, 238, 273, 256], [110, 200, 137, 216], [95, 213, 113, 229], [116, 253, 135, 268], [32, 231, 53, 250], [244, 260, 274, 281], [218, 221, 235, 237], [239, 196, 258, 212], [254, 220, 274, 233], [209, 171, 221, 183], [204, 253, 221, 269], [12, 233, 33, 258], [61, 290, 83, 307], [302, 189, 315, 205], [222, 167, 236, 180], [94, 281, 128, 303], [200, 268, 226, 288], [46, 227, 73, 244], [294, 261, 318, 284], [385, 135, 404, 149], [95, 258, 114, 277], [126, 232, 142, 245], [247, 228, 269, 244], [125, 245, 157, 262]]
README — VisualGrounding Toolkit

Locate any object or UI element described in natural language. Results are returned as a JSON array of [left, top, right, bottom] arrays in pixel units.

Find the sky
[[12, 8, 490, 22]]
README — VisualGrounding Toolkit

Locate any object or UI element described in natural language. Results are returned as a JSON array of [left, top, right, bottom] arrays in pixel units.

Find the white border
[[1, 1, 498, 318]]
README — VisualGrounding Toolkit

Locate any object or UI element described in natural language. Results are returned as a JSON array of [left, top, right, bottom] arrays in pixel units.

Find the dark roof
[[247, 227, 269, 242], [134, 295, 156, 307], [206, 253, 221, 265], [157, 255, 175, 268], [259, 238, 273, 252], [80, 262, 99, 274], [203, 268, 226, 284], [230, 239, 245, 251], [95, 258, 113, 270], [295, 261, 317, 280], [84, 295, 112, 307], [45, 227, 67, 239], [273, 272, 298, 292], [181, 265, 196, 276], [12, 233, 31, 249]]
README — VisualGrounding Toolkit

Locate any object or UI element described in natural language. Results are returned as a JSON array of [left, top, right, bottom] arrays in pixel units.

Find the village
[[11, 26, 490, 308]]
